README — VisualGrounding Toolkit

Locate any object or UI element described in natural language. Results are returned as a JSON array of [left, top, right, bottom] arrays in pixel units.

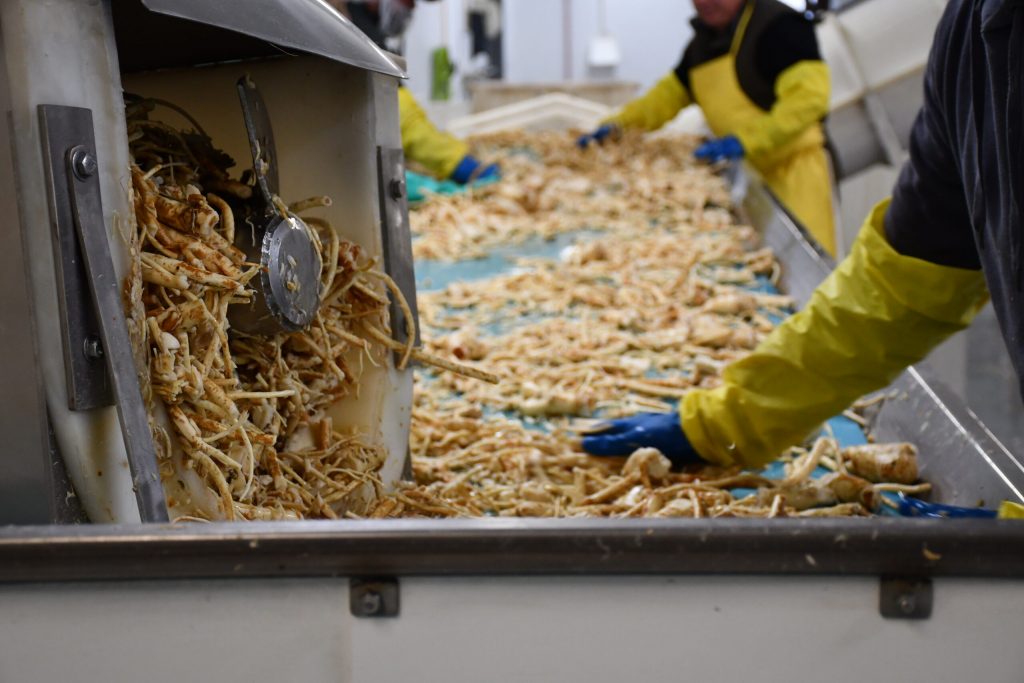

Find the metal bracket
[[376, 146, 420, 361], [39, 111, 112, 410], [879, 576, 933, 619], [350, 577, 400, 618], [38, 105, 169, 523]]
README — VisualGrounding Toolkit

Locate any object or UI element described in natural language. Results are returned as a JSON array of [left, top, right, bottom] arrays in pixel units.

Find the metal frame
[[377, 145, 421, 358], [39, 109, 113, 411], [38, 105, 168, 523], [0, 104, 54, 525]]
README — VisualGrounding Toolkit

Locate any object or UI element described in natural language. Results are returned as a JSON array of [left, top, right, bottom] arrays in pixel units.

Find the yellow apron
[[688, 4, 836, 255]]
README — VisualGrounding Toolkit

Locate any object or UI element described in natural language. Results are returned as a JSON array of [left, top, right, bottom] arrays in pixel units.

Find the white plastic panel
[[358, 576, 1024, 681], [2, 576, 1024, 682], [816, 14, 864, 109], [835, 0, 945, 89], [447, 92, 611, 137], [0, 579, 354, 681]]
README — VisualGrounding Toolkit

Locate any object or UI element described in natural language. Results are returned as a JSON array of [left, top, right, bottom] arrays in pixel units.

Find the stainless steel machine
[[0, 0, 416, 524], [1, 2, 1024, 680]]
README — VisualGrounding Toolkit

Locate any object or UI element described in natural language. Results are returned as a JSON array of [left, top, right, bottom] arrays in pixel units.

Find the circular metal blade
[[229, 212, 322, 335]]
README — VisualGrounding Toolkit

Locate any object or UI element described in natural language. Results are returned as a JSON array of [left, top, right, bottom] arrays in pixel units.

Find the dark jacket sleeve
[[883, 12, 981, 270], [756, 14, 822, 83], [673, 44, 694, 94]]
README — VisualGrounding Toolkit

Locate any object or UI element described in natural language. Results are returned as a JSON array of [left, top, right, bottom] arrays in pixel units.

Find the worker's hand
[[694, 135, 744, 163], [450, 155, 500, 185], [581, 412, 704, 465], [577, 123, 618, 149]]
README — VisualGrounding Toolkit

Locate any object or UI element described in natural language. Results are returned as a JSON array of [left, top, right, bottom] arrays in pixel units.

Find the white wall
[[504, 0, 695, 90], [502, 0, 805, 89], [403, 0, 808, 106], [403, 0, 470, 104]]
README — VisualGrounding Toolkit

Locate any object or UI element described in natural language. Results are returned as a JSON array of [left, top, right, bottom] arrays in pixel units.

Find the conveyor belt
[[409, 164, 1024, 511], [414, 221, 894, 514]]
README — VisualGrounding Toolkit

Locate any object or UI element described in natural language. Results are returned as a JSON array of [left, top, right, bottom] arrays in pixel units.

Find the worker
[[331, 0, 499, 184], [583, 0, 1023, 483], [578, 0, 836, 255]]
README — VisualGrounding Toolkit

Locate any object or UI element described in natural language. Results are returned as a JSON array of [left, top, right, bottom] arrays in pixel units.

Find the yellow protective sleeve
[[680, 200, 990, 468], [998, 502, 1024, 519], [606, 71, 692, 132], [733, 60, 830, 164], [398, 88, 469, 180]]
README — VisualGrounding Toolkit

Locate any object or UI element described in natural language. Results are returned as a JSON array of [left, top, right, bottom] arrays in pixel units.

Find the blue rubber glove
[[450, 155, 500, 185], [582, 412, 704, 465], [896, 493, 997, 519], [577, 123, 617, 149], [694, 135, 744, 163]]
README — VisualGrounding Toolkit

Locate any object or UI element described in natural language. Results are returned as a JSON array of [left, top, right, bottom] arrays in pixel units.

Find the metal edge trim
[[1, 518, 1023, 582], [139, 0, 407, 79]]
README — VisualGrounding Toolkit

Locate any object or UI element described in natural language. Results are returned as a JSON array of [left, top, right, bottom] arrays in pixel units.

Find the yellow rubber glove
[[998, 502, 1024, 519], [606, 71, 692, 132], [733, 60, 830, 166], [681, 200, 990, 468], [398, 88, 469, 180]]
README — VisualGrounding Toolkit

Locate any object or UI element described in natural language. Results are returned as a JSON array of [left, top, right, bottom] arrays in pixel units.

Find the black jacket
[[673, 0, 821, 111], [885, 0, 1024, 397]]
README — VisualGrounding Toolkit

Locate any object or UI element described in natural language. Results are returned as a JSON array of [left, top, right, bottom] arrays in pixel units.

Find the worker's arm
[[398, 88, 470, 180], [683, 40, 987, 468], [587, 5, 988, 469], [584, 198, 987, 466], [730, 12, 830, 163], [578, 71, 692, 148], [680, 199, 987, 467], [731, 59, 829, 162], [605, 71, 692, 132]]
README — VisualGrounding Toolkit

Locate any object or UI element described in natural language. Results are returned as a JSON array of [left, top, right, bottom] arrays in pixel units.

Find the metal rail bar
[[0, 518, 1023, 582]]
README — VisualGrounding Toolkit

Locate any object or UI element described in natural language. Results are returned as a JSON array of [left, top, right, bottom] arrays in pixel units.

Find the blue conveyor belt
[[416, 225, 889, 512]]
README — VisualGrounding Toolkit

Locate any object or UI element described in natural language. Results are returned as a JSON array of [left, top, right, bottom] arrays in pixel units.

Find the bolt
[[83, 336, 104, 360], [389, 178, 405, 200], [72, 149, 97, 179], [359, 589, 382, 615], [897, 593, 916, 615]]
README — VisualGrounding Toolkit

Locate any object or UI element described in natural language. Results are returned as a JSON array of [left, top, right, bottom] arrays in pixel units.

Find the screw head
[[389, 178, 405, 200], [73, 150, 97, 179], [360, 590, 382, 615], [83, 336, 104, 360], [897, 593, 916, 615]]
